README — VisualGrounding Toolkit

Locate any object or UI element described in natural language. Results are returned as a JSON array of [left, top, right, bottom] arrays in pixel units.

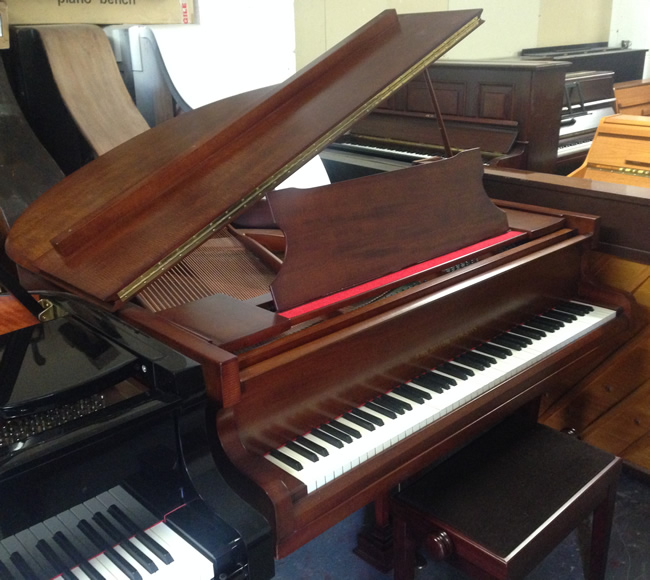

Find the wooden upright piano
[[5, 9, 638, 560], [321, 59, 569, 180]]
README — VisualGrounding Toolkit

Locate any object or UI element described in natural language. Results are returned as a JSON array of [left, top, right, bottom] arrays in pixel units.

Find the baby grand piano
[[5, 8, 638, 563]]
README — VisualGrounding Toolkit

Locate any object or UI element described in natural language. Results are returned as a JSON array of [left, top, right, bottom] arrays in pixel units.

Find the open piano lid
[[6, 9, 483, 308]]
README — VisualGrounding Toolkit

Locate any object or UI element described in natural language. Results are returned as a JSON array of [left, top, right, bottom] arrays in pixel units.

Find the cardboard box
[[9, 0, 194, 25], [0, 2, 8, 48]]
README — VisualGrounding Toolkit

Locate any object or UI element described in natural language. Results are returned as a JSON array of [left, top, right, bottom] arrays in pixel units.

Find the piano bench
[[391, 423, 621, 580]]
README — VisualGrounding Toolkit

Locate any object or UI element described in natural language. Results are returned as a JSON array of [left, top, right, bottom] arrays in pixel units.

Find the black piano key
[[529, 316, 561, 331], [285, 440, 319, 462], [310, 428, 345, 448], [398, 383, 431, 401], [106, 504, 173, 565], [439, 361, 474, 378], [330, 420, 362, 439], [545, 309, 576, 322], [409, 375, 445, 393], [476, 343, 510, 358], [15, 530, 57, 579], [295, 435, 329, 456], [454, 353, 486, 370], [511, 325, 545, 339], [463, 350, 497, 365], [0, 560, 12, 580], [36, 539, 76, 580], [269, 449, 303, 471], [342, 411, 375, 431], [365, 401, 397, 419], [350, 408, 384, 427], [376, 394, 409, 414], [392, 385, 425, 404], [77, 519, 142, 580], [30, 522, 79, 580], [52, 531, 106, 580], [504, 331, 533, 345], [319, 423, 353, 443], [426, 371, 456, 387], [556, 300, 593, 315], [537, 315, 564, 328], [92, 511, 158, 574], [0, 545, 20, 580], [9, 552, 38, 580], [491, 335, 523, 351]]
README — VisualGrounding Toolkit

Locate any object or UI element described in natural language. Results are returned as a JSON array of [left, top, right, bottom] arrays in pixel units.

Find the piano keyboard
[[0, 486, 214, 580], [265, 301, 615, 493]]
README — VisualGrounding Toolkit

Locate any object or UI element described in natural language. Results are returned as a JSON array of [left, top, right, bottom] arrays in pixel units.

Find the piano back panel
[[234, 243, 587, 454], [484, 168, 650, 264]]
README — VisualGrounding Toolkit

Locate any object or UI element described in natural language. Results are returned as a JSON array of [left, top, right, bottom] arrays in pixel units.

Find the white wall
[[609, 0, 650, 78], [153, 0, 295, 107]]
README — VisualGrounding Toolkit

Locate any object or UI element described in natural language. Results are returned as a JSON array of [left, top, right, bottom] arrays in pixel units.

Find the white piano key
[[265, 301, 616, 493]]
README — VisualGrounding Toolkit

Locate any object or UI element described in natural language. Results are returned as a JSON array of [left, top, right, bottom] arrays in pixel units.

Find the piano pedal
[[415, 550, 427, 569]]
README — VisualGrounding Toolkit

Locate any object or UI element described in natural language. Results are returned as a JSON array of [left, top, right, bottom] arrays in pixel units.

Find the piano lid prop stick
[[424, 69, 453, 158]]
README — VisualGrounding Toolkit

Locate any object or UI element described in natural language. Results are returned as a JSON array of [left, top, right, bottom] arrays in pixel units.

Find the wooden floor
[[541, 251, 650, 472]]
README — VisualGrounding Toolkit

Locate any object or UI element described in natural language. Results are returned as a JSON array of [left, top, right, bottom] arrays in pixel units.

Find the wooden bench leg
[[587, 478, 618, 580], [393, 515, 417, 580]]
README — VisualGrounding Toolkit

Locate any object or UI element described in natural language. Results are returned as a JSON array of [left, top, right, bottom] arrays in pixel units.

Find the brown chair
[[391, 422, 621, 580]]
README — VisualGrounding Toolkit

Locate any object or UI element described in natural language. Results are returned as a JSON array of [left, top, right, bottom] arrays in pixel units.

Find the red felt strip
[[279, 230, 524, 319]]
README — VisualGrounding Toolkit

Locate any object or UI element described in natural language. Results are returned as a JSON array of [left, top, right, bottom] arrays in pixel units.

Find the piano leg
[[353, 494, 394, 573]]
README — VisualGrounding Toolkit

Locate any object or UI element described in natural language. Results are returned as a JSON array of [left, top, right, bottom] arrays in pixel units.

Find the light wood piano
[[569, 114, 650, 186], [4, 9, 639, 562], [614, 78, 650, 116]]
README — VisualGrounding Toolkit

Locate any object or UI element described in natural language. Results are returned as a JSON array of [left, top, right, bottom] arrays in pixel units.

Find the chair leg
[[586, 480, 618, 580], [393, 516, 417, 580]]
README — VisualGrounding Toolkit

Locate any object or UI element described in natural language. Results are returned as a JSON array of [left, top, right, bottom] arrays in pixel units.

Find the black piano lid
[[0, 316, 137, 417]]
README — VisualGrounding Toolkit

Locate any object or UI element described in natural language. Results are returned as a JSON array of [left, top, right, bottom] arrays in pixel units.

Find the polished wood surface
[[0, 295, 38, 334], [569, 114, 650, 185], [19, 25, 149, 156], [328, 59, 568, 174], [615, 78, 650, 116], [484, 166, 650, 263], [269, 150, 507, 311], [541, 252, 650, 471], [2, 9, 640, 561], [6, 10, 484, 305], [483, 167, 650, 472]]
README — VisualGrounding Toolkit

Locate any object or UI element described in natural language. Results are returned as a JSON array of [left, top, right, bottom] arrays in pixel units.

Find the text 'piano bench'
[[391, 423, 621, 580]]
